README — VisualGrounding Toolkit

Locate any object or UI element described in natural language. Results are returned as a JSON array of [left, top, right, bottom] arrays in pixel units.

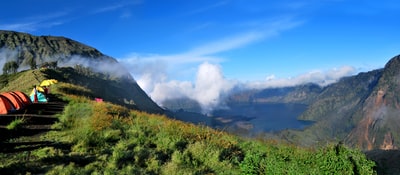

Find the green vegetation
[[2, 61, 19, 75], [6, 117, 26, 130], [0, 79, 376, 174]]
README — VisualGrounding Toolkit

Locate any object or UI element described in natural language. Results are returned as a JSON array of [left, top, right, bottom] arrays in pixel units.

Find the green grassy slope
[[0, 67, 376, 174], [1, 67, 163, 114]]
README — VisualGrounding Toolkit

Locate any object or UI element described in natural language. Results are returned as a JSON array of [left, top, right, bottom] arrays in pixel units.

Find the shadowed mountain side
[[298, 69, 382, 122], [42, 68, 164, 114], [277, 69, 383, 148], [345, 55, 400, 150], [365, 149, 400, 175], [279, 54, 400, 150]]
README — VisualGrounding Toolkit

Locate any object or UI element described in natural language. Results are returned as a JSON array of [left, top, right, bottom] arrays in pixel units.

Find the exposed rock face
[[381, 132, 397, 150], [375, 90, 385, 105]]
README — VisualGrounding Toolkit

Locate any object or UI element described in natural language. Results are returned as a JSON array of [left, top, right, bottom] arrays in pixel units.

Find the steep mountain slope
[[280, 55, 400, 150], [0, 30, 163, 114], [298, 69, 382, 122], [345, 55, 400, 150]]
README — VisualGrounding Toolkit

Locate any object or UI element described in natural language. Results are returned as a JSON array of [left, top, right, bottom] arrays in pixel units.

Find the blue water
[[211, 103, 313, 134]]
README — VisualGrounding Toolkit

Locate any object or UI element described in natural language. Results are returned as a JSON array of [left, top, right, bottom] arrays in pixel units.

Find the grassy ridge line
[[0, 69, 50, 94]]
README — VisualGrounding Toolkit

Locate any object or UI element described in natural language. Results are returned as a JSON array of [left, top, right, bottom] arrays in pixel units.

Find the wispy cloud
[[187, 0, 230, 15], [244, 66, 356, 89], [91, 4, 125, 14], [0, 22, 38, 32], [124, 17, 301, 64], [90, 0, 142, 17], [0, 1, 142, 32], [187, 31, 265, 56], [120, 27, 271, 67], [0, 12, 69, 32]]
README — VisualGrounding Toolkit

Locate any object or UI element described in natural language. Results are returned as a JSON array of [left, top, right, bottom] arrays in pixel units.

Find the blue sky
[[1, 0, 400, 108]]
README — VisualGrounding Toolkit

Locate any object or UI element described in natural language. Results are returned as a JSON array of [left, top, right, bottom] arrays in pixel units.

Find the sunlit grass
[[6, 117, 26, 130]]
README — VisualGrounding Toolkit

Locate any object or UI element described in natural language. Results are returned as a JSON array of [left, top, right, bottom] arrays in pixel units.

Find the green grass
[[6, 117, 26, 130], [0, 69, 377, 175]]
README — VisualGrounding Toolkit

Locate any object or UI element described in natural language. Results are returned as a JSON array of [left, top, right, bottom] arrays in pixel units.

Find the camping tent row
[[0, 91, 32, 114]]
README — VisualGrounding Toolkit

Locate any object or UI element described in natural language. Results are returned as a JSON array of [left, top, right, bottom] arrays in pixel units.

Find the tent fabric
[[1, 93, 25, 110], [11, 91, 32, 105], [0, 95, 15, 114], [30, 91, 48, 103], [29, 86, 45, 97], [40, 79, 58, 87]]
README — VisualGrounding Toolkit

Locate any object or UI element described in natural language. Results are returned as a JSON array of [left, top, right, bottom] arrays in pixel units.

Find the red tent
[[1, 93, 25, 110], [0, 95, 15, 114], [11, 91, 32, 106]]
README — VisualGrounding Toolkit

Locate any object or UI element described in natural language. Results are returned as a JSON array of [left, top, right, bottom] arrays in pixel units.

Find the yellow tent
[[40, 79, 58, 87], [29, 86, 44, 96]]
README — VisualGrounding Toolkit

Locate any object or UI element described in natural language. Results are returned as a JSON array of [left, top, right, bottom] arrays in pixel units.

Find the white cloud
[[191, 62, 235, 111], [244, 66, 356, 89], [147, 62, 235, 113], [58, 55, 129, 78], [118, 17, 305, 112]]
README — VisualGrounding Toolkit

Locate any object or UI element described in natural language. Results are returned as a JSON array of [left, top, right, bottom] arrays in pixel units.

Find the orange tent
[[0, 95, 15, 114], [1, 93, 25, 110], [11, 91, 32, 106]]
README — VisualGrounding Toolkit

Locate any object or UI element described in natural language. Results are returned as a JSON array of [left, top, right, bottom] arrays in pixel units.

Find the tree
[[41, 61, 58, 69], [49, 61, 58, 69], [2, 61, 19, 75]]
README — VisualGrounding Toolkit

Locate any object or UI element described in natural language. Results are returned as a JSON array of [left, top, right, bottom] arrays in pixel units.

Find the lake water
[[210, 103, 313, 135], [170, 103, 314, 137]]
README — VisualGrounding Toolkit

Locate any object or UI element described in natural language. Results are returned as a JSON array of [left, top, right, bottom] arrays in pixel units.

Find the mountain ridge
[[277, 55, 400, 150], [0, 30, 163, 114]]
